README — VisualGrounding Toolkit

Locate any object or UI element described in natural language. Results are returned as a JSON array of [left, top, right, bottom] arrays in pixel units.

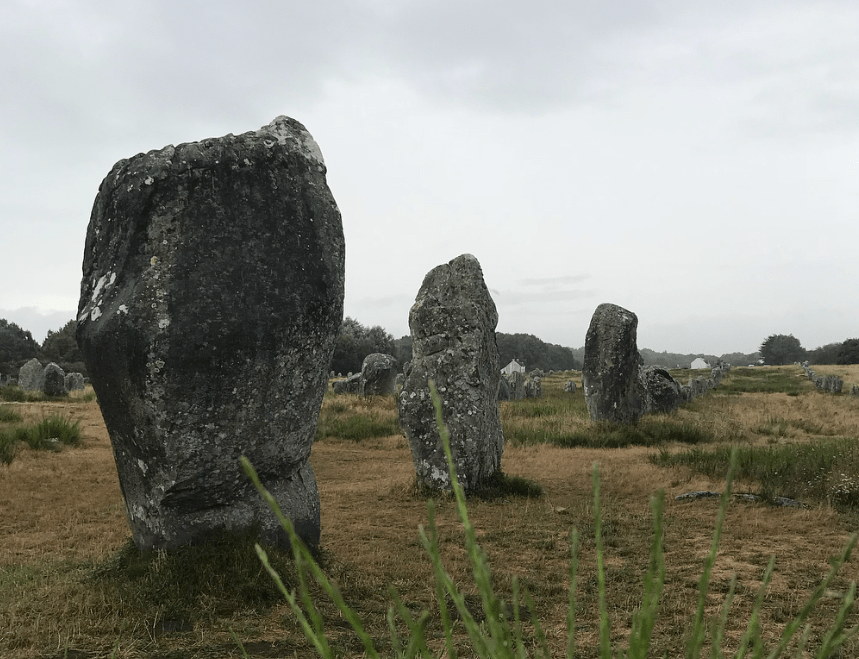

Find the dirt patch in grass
[[1, 397, 857, 658]]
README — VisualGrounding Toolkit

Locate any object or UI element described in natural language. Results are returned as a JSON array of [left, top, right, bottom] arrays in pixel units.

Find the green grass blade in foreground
[[686, 447, 738, 659], [592, 463, 611, 659], [241, 456, 380, 659], [418, 501, 458, 659], [765, 534, 857, 659], [627, 490, 665, 659], [566, 528, 579, 659], [429, 379, 517, 658]]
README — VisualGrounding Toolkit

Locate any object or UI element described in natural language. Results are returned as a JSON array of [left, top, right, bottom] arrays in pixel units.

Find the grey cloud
[[495, 288, 597, 306], [520, 275, 590, 287]]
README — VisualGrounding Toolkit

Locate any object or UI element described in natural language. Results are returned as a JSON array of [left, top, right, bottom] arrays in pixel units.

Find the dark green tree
[[836, 338, 859, 365], [495, 332, 580, 372], [39, 320, 87, 376], [329, 317, 396, 375], [807, 342, 842, 365], [393, 335, 412, 369], [0, 319, 38, 374], [759, 334, 806, 366]]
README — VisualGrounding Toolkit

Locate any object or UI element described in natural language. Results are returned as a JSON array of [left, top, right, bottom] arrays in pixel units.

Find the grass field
[[1, 366, 858, 657]]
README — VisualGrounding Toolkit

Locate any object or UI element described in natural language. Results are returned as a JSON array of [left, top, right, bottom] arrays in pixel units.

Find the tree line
[[760, 334, 859, 366], [0, 319, 86, 378]]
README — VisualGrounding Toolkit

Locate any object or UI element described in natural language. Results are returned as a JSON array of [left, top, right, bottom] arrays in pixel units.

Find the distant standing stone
[[359, 353, 398, 397], [524, 375, 542, 398], [43, 363, 67, 397], [639, 366, 681, 414], [398, 254, 504, 491], [508, 370, 525, 400], [18, 358, 44, 391], [65, 372, 86, 391], [497, 376, 511, 401], [582, 303, 646, 423], [564, 380, 577, 394], [76, 116, 344, 551]]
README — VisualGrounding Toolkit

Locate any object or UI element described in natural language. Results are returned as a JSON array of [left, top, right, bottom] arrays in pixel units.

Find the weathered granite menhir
[[582, 303, 648, 423], [398, 254, 504, 491], [76, 117, 344, 550]]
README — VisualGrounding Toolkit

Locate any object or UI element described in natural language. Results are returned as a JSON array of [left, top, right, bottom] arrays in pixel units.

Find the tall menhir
[[76, 117, 344, 550]]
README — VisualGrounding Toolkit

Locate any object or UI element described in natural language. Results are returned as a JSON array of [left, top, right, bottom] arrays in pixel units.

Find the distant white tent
[[502, 359, 525, 376], [690, 357, 710, 369]]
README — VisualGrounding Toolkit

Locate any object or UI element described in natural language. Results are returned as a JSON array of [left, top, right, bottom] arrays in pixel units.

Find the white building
[[501, 359, 525, 376], [690, 357, 710, 370]]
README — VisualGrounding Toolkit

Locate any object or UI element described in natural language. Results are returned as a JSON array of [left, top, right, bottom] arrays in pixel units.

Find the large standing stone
[[582, 303, 646, 423], [398, 254, 504, 491], [43, 363, 67, 397], [76, 116, 344, 551], [359, 353, 398, 397], [18, 358, 44, 391]]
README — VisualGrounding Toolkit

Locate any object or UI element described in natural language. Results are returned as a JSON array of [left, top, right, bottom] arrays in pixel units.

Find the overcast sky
[[2, 1, 857, 355]]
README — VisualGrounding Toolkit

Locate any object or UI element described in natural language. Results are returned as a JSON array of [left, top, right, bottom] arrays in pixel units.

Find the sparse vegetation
[[714, 365, 811, 395], [316, 392, 401, 441], [652, 438, 859, 509], [0, 413, 82, 464], [0, 385, 29, 402], [0, 406, 22, 423]]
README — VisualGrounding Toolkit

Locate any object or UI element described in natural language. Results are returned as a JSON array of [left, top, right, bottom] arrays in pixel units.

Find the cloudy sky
[[2, 1, 857, 355]]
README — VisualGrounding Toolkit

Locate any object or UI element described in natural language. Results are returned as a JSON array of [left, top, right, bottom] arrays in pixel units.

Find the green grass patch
[[651, 438, 859, 507], [0, 433, 16, 465], [503, 392, 589, 419], [0, 406, 22, 423], [715, 367, 811, 395], [0, 414, 82, 464], [316, 396, 400, 441], [0, 386, 29, 402], [506, 417, 714, 449]]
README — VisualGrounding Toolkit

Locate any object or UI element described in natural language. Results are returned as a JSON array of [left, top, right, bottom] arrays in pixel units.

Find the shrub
[[0, 407, 22, 423], [0, 414, 82, 463], [0, 386, 28, 402], [0, 433, 15, 465]]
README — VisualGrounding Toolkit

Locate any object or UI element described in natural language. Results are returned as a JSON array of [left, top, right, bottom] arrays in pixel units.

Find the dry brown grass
[[1, 371, 858, 658]]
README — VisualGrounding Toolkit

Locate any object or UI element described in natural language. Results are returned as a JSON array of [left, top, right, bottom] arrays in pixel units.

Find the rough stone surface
[[640, 366, 681, 414], [43, 363, 67, 396], [582, 303, 646, 423], [497, 376, 511, 401], [359, 353, 398, 397], [563, 380, 577, 394], [75, 116, 344, 551], [333, 372, 361, 394], [524, 375, 542, 398], [398, 254, 503, 491], [65, 373, 86, 391], [18, 358, 45, 392], [507, 370, 525, 400]]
